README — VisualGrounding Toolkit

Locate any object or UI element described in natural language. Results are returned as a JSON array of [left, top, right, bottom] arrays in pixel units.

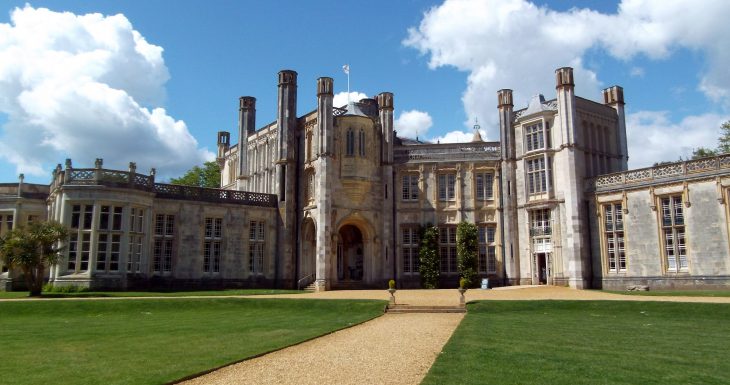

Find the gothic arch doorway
[[300, 219, 316, 283], [337, 224, 364, 281]]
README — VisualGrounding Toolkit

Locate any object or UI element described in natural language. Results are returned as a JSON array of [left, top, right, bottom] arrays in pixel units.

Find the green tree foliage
[[0, 221, 68, 296], [170, 161, 221, 188], [692, 120, 730, 159], [456, 222, 478, 288], [418, 225, 440, 289]]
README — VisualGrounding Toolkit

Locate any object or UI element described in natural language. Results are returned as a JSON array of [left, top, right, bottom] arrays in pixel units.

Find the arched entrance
[[337, 224, 364, 282], [299, 219, 316, 285]]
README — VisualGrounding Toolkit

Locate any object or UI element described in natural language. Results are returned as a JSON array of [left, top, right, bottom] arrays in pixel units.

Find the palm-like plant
[[0, 221, 68, 296]]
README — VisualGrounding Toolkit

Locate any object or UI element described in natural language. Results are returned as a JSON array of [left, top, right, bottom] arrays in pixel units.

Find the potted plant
[[458, 277, 468, 305], [387, 279, 397, 304]]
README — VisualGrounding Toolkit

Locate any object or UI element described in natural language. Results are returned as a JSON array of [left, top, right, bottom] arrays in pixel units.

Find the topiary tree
[[418, 225, 440, 289], [0, 221, 68, 296], [456, 221, 478, 288]]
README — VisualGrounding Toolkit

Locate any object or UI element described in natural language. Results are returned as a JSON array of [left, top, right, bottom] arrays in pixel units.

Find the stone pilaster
[[315, 77, 333, 291], [497, 89, 520, 284]]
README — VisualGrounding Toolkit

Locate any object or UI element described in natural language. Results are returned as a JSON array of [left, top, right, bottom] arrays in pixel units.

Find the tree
[[456, 222, 478, 288], [170, 161, 221, 188], [691, 120, 730, 159], [418, 225, 440, 289], [0, 221, 68, 296]]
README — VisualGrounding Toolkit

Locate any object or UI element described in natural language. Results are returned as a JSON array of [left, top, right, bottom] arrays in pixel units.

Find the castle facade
[[1, 67, 729, 291]]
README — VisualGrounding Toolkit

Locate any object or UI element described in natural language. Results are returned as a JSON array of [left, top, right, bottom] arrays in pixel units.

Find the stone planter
[[388, 288, 396, 304], [458, 287, 467, 305]]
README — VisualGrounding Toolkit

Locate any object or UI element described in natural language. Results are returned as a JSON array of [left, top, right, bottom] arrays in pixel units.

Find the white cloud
[[0, 6, 212, 178], [626, 111, 730, 168], [394, 110, 433, 139], [431, 129, 487, 144], [629, 67, 645, 78], [405, 0, 730, 140], [333, 91, 369, 109]]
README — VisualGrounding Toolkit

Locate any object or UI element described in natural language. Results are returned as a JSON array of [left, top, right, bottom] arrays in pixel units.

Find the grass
[[604, 289, 730, 297], [423, 300, 730, 385], [0, 288, 302, 299], [0, 298, 385, 385]]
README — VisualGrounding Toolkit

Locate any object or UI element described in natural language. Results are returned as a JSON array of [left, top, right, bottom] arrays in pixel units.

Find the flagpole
[[343, 64, 351, 104]]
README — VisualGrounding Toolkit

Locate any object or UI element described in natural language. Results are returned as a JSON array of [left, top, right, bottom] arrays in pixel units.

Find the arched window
[[358, 129, 365, 156], [346, 129, 355, 156], [306, 132, 313, 161]]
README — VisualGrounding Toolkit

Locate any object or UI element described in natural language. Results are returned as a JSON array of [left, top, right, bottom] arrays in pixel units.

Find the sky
[[1, 0, 729, 184]]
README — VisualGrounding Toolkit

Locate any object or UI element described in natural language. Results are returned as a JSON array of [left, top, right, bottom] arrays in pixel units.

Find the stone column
[[377, 92, 395, 282], [603, 85, 628, 171], [497, 89, 520, 285], [237, 96, 256, 191], [315, 77, 334, 291]]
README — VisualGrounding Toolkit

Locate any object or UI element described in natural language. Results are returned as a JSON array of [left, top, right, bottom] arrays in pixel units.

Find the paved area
[[180, 312, 464, 385], [250, 285, 730, 305]]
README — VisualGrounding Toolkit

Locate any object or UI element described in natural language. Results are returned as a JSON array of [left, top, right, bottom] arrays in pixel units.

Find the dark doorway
[[337, 225, 364, 281], [537, 253, 548, 284]]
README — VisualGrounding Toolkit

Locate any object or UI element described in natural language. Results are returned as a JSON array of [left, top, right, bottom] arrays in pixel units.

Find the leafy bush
[[43, 284, 89, 293], [419, 225, 440, 289], [456, 222, 478, 288]]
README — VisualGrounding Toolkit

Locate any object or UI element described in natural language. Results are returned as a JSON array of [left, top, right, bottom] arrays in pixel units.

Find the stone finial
[[377, 92, 394, 110], [278, 70, 298, 85], [555, 67, 574, 88], [602, 85, 624, 105], [95, 158, 103, 169], [317, 77, 334, 96], [128, 162, 137, 173], [18, 173, 24, 182], [497, 89, 513, 108], [150, 168, 156, 176], [65, 158, 72, 169], [472, 118, 484, 142], [239, 96, 256, 110]]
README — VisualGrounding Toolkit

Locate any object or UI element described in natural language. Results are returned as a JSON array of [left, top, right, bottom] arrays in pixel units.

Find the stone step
[[303, 283, 317, 292], [386, 304, 466, 314]]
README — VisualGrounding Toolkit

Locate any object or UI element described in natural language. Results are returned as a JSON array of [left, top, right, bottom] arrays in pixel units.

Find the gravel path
[[180, 312, 464, 385]]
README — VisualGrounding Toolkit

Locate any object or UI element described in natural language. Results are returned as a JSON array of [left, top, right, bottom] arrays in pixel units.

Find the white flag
[[342, 64, 350, 74]]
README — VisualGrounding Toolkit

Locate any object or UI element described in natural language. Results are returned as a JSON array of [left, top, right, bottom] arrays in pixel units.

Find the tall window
[[478, 225, 497, 273], [475, 172, 494, 200], [249, 221, 265, 274], [153, 214, 175, 273], [661, 196, 687, 272], [304, 170, 315, 205], [402, 227, 420, 274], [97, 205, 123, 272], [525, 122, 548, 152], [126, 207, 144, 273], [0, 214, 13, 273], [305, 132, 313, 161], [526, 157, 548, 194], [204, 217, 222, 273], [68, 204, 93, 272], [529, 209, 551, 236], [401, 174, 419, 201], [603, 203, 626, 272], [438, 174, 456, 201], [346, 129, 355, 156], [358, 129, 366, 156], [438, 226, 457, 273]]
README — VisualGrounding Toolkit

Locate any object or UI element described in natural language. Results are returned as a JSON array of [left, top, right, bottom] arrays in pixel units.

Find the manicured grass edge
[[167, 300, 388, 384]]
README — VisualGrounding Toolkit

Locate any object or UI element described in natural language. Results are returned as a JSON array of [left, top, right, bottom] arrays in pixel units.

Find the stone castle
[[2, 67, 729, 291]]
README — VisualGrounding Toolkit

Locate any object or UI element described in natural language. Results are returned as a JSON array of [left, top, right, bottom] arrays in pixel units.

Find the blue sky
[[1, 0, 729, 184]]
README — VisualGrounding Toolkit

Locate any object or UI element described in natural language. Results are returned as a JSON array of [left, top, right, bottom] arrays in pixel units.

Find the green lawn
[[604, 289, 730, 297], [0, 298, 385, 385], [423, 301, 730, 385], [0, 288, 301, 299]]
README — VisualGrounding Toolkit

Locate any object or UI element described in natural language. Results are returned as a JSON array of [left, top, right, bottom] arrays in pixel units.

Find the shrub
[[456, 222, 478, 288], [459, 277, 467, 289], [388, 279, 396, 289], [419, 225, 440, 289]]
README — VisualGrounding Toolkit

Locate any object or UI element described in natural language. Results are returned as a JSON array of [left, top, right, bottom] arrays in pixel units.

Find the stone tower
[[237, 96, 256, 190], [275, 70, 298, 287], [603, 85, 628, 171], [314, 76, 334, 291], [497, 88, 520, 285], [553, 67, 589, 289]]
